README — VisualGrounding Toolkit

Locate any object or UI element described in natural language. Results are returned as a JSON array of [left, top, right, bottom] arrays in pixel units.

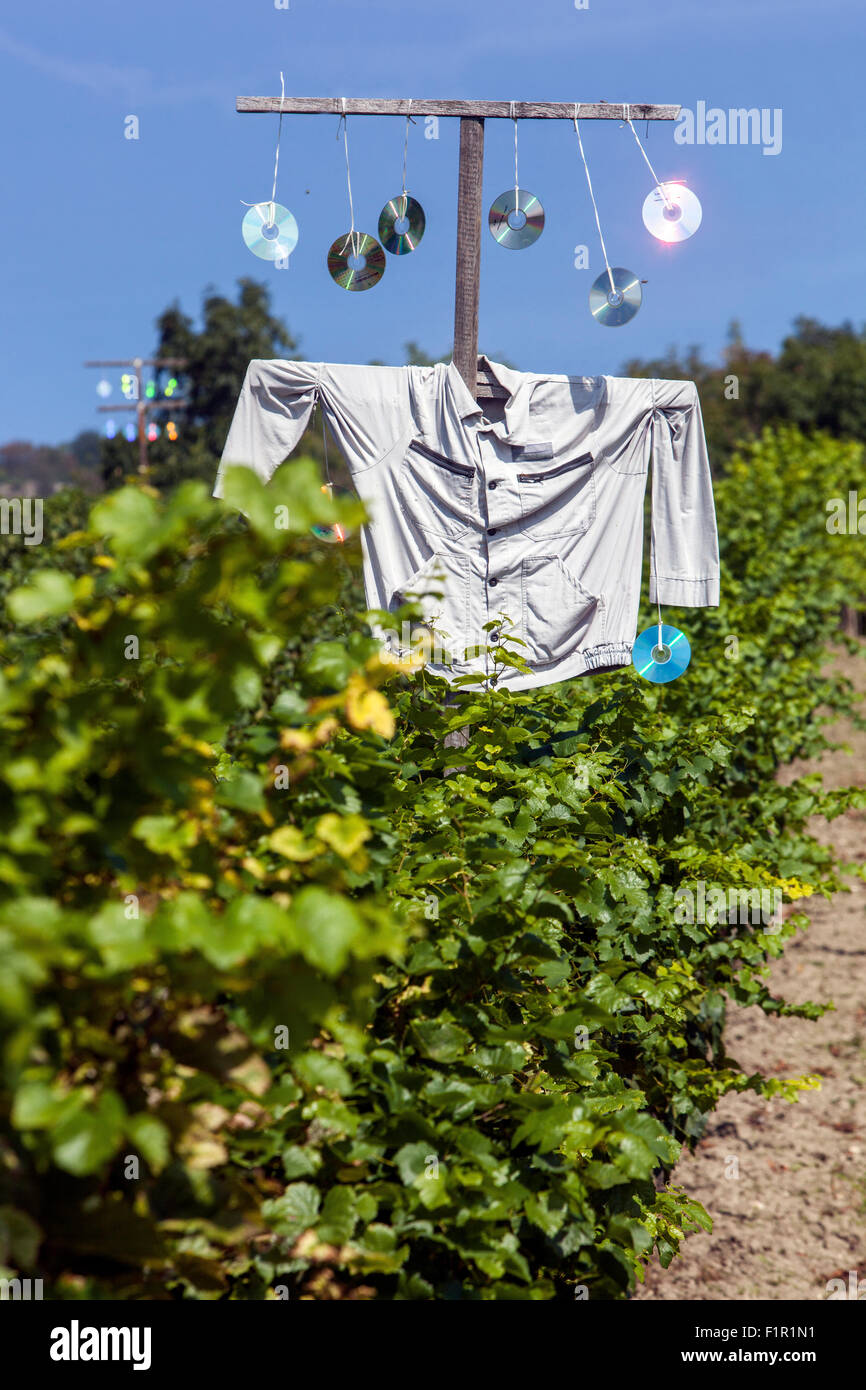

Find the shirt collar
[[447, 356, 532, 442]]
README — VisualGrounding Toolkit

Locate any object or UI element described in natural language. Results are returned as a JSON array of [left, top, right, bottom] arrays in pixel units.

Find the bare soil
[[635, 646, 866, 1301]]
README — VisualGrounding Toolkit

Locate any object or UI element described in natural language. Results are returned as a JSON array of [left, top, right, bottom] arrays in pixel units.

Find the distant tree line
[[0, 433, 102, 497], [6, 285, 866, 495], [623, 316, 866, 468]]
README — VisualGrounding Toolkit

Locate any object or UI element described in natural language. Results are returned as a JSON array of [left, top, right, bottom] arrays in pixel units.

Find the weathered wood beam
[[475, 362, 510, 400], [236, 97, 680, 120]]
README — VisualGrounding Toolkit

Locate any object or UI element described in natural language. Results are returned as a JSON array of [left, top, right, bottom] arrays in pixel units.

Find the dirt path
[[636, 646, 866, 1301]]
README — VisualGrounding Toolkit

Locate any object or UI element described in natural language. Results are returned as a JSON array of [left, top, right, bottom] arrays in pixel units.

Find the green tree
[[100, 280, 299, 492], [67, 430, 103, 476], [623, 317, 866, 467]]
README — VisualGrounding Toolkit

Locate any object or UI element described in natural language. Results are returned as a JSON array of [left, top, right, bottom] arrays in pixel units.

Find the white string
[[511, 100, 519, 209], [268, 71, 286, 223], [318, 395, 347, 542], [651, 509, 664, 653], [622, 101, 664, 650], [337, 98, 358, 258], [647, 372, 664, 652], [622, 103, 676, 210], [240, 70, 286, 226], [401, 98, 413, 197], [573, 103, 615, 296], [319, 392, 333, 487]]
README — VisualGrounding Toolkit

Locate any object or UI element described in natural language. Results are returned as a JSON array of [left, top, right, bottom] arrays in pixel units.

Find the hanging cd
[[378, 194, 426, 255], [589, 267, 642, 326], [488, 188, 545, 249], [327, 231, 386, 291], [242, 202, 299, 260], [642, 182, 702, 243], [311, 485, 353, 544], [632, 624, 691, 684]]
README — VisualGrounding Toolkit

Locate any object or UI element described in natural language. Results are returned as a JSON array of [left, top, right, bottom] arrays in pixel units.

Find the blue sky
[[2, 0, 864, 446]]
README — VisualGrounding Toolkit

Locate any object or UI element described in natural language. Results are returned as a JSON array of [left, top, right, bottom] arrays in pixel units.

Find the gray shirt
[[215, 355, 720, 691]]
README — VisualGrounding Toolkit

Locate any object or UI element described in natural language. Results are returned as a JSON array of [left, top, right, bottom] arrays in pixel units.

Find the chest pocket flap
[[517, 451, 596, 539], [398, 439, 475, 541]]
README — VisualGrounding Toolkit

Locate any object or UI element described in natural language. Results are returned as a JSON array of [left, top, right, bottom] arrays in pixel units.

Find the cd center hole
[[262, 222, 280, 240], [348, 253, 367, 271], [608, 291, 624, 307], [394, 216, 410, 234], [507, 209, 527, 230], [651, 644, 672, 663], [663, 202, 683, 222]]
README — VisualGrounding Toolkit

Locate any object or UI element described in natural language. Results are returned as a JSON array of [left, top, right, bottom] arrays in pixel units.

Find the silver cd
[[378, 194, 426, 255], [589, 267, 642, 327], [488, 188, 545, 249], [242, 202, 299, 260], [642, 182, 702, 243], [327, 231, 386, 291]]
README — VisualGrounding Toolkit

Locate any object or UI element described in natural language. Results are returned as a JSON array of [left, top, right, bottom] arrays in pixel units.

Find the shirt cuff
[[649, 575, 720, 607]]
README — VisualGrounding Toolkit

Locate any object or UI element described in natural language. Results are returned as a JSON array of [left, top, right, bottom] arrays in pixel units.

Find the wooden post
[[83, 358, 190, 471], [453, 117, 485, 399], [134, 358, 147, 475]]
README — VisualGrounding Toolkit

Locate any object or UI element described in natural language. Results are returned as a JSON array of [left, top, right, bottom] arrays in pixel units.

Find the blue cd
[[632, 624, 691, 683], [242, 202, 299, 260]]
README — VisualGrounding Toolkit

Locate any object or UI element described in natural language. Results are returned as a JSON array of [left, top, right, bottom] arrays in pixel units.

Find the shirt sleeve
[[649, 379, 720, 607], [213, 359, 410, 498]]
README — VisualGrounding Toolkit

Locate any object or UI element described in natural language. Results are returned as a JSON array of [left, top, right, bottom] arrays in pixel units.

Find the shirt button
[[488, 481, 498, 491], [489, 577, 499, 588], [487, 527, 498, 536]]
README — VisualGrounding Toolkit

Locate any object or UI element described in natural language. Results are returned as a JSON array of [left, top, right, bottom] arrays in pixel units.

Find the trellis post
[[453, 116, 485, 395], [235, 98, 680, 397]]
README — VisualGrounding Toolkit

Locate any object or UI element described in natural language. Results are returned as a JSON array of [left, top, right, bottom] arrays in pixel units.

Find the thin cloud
[[0, 26, 150, 95], [0, 26, 230, 108]]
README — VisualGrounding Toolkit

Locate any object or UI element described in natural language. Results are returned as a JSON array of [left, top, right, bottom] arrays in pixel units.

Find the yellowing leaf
[[280, 728, 314, 752], [269, 826, 321, 862], [313, 717, 340, 745], [241, 856, 267, 880], [345, 678, 395, 739], [316, 813, 372, 859]]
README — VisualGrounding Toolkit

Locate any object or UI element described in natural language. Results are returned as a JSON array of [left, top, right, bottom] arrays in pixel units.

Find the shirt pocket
[[387, 550, 469, 668], [517, 451, 596, 540], [397, 439, 475, 542], [520, 553, 603, 665]]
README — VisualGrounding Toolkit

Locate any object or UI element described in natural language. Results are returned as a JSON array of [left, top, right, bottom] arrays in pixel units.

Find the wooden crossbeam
[[235, 96, 681, 395], [236, 98, 679, 120]]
